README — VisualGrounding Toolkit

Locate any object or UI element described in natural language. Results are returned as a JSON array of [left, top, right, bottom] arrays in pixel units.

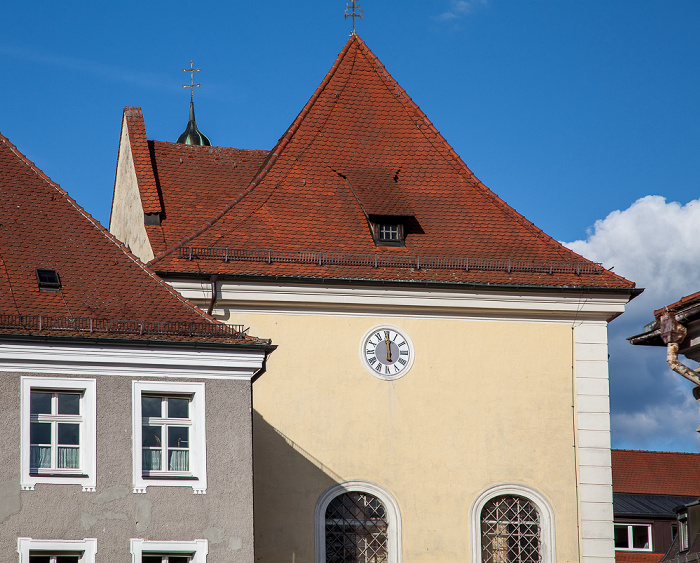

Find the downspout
[[659, 311, 700, 431], [206, 275, 218, 316]]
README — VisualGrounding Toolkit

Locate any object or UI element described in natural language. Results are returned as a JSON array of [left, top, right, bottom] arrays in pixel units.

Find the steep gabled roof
[[144, 35, 634, 291], [612, 449, 700, 497], [0, 132, 266, 344]]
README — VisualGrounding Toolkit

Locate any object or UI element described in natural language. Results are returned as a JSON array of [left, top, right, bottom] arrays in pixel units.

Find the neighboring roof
[[616, 552, 663, 563], [143, 140, 268, 255], [0, 132, 267, 345], [140, 35, 635, 292], [614, 494, 698, 518], [612, 450, 700, 497], [629, 289, 700, 347]]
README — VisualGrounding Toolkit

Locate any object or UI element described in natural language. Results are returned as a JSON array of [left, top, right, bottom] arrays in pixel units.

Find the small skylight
[[36, 268, 61, 290]]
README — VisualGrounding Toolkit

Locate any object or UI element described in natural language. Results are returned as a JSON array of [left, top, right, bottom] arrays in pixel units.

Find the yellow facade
[[235, 311, 582, 563]]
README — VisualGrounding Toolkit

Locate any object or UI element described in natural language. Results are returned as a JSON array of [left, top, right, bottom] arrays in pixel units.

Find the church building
[[110, 32, 640, 563]]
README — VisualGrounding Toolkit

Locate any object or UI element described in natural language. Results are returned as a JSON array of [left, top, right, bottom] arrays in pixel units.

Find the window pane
[[169, 449, 189, 471], [56, 557, 80, 563], [168, 397, 189, 418], [614, 525, 630, 548], [326, 492, 388, 563], [170, 557, 191, 563], [142, 396, 162, 418], [632, 526, 650, 549], [481, 496, 541, 563], [29, 556, 51, 563], [58, 446, 80, 469], [142, 557, 163, 563], [143, 448, 162, 471], [31, 422, 51, 444], [57, 393, 80, 415], [142, 425, 162, 448], [30, 445, 51, 468], [168, 426, 189, 448], [58, 423, 80, 445], [30, 391, 52, 414]]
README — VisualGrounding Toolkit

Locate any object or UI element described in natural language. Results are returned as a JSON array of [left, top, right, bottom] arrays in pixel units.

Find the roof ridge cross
[[182, 60, 201, 101], [344, 0, 363, 35]]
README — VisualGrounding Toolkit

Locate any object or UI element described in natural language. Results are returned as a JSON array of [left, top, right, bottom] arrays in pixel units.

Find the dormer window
[[379, 223, 401, 242], [369, 216, 407, 247], [36, 269, 61, 290]]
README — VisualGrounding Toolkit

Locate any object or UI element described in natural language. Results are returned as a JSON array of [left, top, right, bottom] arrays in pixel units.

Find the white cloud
[[564, 195, 700, 452], [435, 0, 488, 22]]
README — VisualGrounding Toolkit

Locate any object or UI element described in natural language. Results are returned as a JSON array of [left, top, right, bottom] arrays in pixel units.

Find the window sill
[[29, 472, 89, 478]]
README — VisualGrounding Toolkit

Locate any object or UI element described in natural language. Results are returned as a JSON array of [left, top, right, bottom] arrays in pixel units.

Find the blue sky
[[2, 1, 700, 451]]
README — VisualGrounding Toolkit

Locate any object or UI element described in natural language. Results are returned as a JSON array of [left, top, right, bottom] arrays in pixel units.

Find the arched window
[[315, 481, 401, 563], [470, 484, 555, 563]]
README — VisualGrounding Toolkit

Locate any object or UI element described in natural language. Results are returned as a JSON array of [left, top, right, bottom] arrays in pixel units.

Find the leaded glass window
[[325, 491, 388, 563], [481, 495, 541, 563]]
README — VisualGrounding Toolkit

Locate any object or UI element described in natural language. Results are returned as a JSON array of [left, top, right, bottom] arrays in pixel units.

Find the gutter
[[658, 311, 700, 432]]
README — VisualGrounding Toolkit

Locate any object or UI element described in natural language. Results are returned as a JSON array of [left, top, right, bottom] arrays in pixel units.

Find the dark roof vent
[[36, 268, 61, 290]]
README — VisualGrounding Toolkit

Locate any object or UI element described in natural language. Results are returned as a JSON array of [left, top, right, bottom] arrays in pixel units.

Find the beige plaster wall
[[109, 118, 154, 263], [0, 372, 254, 563], [240, 312, 580, 563]]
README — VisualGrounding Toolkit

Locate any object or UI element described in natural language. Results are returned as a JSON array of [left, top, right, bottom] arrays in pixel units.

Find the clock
[[360, 325, 414, 379]]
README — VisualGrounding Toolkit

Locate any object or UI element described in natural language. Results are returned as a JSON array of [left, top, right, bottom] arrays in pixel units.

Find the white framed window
[[132, 381, 206, 494], [614, 523, 652, 551], [130, 539, 208, 563], [679, 517, 689, 551], [17, 538, 97, 563], [21, 377, 96, 492], [315, 480, 402, 563], [470, 483, 555, 563]]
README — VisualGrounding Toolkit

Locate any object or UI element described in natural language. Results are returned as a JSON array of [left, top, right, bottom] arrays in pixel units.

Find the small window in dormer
[[36, 268, 61, 290], [369, 216, 406, 247]]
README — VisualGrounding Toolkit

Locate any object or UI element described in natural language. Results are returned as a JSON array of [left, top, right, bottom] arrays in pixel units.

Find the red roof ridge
[[120, 107, 162, 214], [148, 36, 356, 267], [0, 132, 226, 331]]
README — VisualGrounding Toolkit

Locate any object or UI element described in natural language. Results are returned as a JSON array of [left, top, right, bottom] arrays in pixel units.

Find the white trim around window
[[469, 483, 555, 563], [132, 381, 207, 494], [314, 480, 402, 563], [17, 537, 97, 562], [20, 377, 97, 492], [130, 539, 208, 563]]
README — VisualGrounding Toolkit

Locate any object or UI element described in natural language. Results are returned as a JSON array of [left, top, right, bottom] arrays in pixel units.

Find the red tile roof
[[612, 449, 700, 496], [0, 132, 265, 344], [143, 140, 268, 256], [121, 107, 161, 214], [140, 35, 634, 291], [615, 552, 663, 563]]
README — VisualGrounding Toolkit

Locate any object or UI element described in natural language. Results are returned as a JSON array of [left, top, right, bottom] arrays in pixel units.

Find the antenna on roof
[[182, 60, 201, 101], [344, 0, 363, 36]]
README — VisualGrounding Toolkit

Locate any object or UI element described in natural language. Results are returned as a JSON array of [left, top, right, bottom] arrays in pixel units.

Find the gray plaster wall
[[0, 371, 254, 563]]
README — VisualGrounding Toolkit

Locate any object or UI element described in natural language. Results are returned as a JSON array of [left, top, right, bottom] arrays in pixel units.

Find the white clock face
[[361, 326, 414, 379]]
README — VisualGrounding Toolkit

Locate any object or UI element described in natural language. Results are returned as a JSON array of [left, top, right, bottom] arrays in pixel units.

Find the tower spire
[[177, 60, 211, 146]]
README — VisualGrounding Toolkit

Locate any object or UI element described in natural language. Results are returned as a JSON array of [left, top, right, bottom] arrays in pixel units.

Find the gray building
[[0, 132, 273, 563]]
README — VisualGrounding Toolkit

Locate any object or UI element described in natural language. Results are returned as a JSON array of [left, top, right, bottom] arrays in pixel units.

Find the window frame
[[470, 483, 555, 563], [614, 523, 653, 552], [129, 539, 208, 563], [132, 381, 207, 494], [17, 538, 97, 563], [20, 377, 96, 492], [314, 480, 402, 563]]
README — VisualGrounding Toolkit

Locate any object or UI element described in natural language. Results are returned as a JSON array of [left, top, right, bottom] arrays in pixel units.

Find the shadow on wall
[[253, 409, 340, 563]]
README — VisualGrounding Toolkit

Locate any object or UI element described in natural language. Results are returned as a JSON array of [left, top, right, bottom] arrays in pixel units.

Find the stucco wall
[[109, 117, 154, 263], [238, 312, 581, 563], [0, 372, 253, 563]]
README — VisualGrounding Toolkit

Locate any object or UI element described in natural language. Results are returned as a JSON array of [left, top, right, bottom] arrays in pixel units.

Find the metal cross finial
[[344, 0, 363, 35], [182, 60, 201, 101]]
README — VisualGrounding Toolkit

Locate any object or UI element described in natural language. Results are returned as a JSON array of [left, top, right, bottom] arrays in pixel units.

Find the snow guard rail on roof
[[0, 315, 247, 339], [179, 247, 604, 275]]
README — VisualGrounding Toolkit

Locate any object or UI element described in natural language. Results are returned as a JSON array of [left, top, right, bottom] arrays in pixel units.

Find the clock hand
[[384, 330, 391, 362]]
